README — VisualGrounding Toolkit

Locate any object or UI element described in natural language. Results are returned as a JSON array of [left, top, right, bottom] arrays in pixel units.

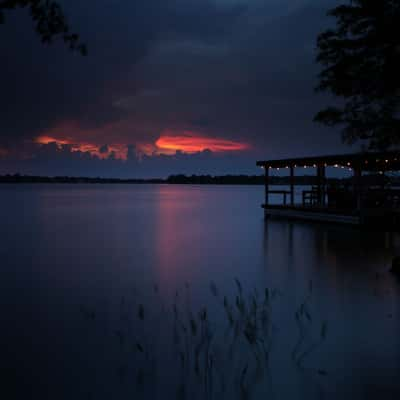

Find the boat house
[[256, 152, 400, 228]]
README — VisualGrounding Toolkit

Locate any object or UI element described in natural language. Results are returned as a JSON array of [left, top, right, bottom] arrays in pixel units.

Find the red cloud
[[155, 132, 250, 154], [35, 135, 128, 160], [34, 123, 251, 160]]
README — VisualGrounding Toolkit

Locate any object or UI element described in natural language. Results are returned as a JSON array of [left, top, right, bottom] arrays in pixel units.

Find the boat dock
[[256, 152, 400, 229]]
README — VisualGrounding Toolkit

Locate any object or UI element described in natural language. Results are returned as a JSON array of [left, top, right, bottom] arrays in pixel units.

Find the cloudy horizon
[[0, 0, 353, 178]]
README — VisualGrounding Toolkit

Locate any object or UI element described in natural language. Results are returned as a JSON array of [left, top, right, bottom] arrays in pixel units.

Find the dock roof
[[256, 151, 400, 171]]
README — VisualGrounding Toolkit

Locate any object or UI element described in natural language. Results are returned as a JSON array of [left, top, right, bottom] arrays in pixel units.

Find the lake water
[[1, 184, 399, 399]]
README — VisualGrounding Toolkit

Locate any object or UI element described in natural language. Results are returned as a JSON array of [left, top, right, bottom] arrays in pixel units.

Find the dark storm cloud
[[0, 0, 347, 176], [111, 0, 343, 157], [99, 144, 109, 154], [0, 0, 246, 144]]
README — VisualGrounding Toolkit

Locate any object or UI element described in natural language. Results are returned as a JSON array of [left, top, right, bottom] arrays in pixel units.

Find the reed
[[80, 279, 328, 399]]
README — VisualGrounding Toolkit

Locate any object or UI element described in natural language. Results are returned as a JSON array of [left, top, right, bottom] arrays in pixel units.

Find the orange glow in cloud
[[155, 132, 250, 154], [35, 123, 250, 160], [0, 148, 8, 158], [35, 136, 71, 146], [35, 135, 128, 160]]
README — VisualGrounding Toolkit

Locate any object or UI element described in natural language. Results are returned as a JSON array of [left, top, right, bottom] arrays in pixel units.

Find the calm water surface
[[1, 184, 399, 399]]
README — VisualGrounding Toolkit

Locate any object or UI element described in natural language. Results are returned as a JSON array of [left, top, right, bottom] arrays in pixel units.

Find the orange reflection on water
[[0, 147, 8, 158], [154, 185, 206, 288]]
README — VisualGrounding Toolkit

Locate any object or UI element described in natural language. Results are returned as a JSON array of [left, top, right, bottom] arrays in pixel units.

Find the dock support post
[[317, 165, 326, 206], [265, 167, 269, 206], [290, 166, 294, 206], [353, 164, 362, 213], [264, 166, 269, 219], [322, 165, 326, 206]]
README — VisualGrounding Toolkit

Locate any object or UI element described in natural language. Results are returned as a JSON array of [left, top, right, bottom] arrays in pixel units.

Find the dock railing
[[266, 190, 291, 206]]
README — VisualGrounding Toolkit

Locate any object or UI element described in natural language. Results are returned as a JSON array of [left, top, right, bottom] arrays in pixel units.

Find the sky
[[0, 0, 352, 178]]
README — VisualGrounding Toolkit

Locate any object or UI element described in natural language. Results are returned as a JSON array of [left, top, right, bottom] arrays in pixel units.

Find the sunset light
[[35, 135, 128, 159], [155, 133, 250, 154], [36, 136, 71, 146], [34, 130, 250, 161]]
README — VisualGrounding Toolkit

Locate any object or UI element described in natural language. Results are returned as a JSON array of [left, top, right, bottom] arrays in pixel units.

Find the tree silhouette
[[315, 0, 400, 150], [0, 0, 87, 55]]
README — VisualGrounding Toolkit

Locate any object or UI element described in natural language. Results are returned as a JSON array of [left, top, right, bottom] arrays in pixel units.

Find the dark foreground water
[[1, 184, 399, 399]]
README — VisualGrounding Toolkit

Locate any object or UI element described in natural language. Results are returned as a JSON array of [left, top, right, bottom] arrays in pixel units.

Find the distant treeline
[[0, 174, 164, 184], [166, 174, 324, 185], [0, 173, 362, 185]]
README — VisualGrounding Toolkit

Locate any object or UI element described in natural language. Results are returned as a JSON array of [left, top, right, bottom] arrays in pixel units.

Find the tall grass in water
[[81, 279, 328, 400]]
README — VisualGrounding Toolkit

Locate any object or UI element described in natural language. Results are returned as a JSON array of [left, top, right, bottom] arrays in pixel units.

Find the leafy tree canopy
[[315, 0, 400, 150], [0, 0, 87, 55]]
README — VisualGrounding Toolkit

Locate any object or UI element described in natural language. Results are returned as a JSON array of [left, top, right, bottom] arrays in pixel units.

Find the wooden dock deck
[[262, 204, 360, 225]]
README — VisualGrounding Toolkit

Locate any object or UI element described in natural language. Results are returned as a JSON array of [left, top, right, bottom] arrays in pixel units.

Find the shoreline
[[0, 174, 361, 186]]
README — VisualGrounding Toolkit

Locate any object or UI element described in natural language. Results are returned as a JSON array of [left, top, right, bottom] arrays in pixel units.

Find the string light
[[259, 154, 397, 180]]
